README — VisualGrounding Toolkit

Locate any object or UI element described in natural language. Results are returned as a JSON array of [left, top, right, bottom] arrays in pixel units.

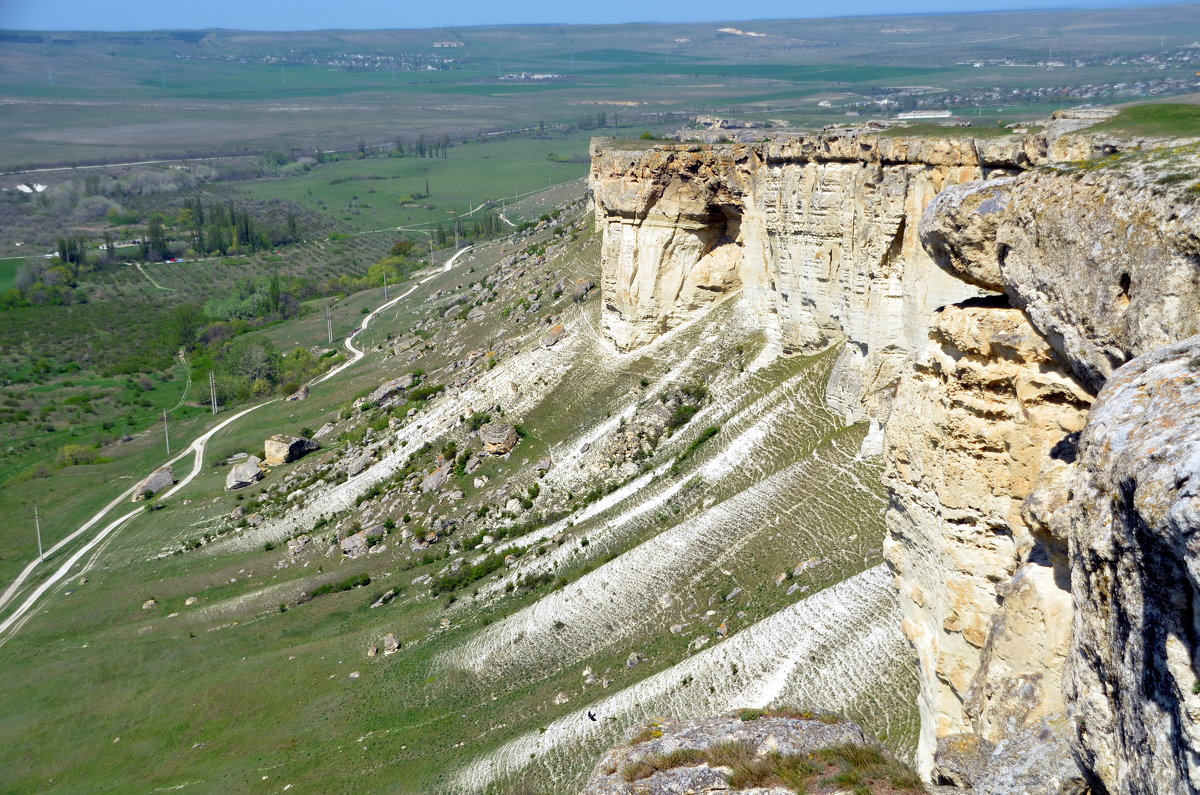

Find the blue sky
[[0, 0, 1172, 32]]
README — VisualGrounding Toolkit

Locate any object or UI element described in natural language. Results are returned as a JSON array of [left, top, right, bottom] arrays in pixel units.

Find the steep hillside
[[0, 186, 916, 793]]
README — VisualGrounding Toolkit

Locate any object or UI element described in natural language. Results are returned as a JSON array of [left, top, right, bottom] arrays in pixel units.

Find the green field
[[3, 5, 1200, 170], [0, 256, 31, 291], [1091, 103, 1200, 138], [233, 133, 594, 234]]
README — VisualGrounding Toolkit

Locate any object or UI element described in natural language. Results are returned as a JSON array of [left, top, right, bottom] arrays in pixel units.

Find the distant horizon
[[0, 0, 1185, 33]]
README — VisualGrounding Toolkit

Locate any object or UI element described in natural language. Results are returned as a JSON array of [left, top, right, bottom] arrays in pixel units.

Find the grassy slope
[[0, 131, 591, 586]]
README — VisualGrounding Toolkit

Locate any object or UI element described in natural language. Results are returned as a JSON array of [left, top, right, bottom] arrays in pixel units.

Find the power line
[[34, 505, 43, 563]]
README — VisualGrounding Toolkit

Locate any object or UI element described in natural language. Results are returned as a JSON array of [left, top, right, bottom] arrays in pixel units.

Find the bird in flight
[[587, 711, 597, 722]]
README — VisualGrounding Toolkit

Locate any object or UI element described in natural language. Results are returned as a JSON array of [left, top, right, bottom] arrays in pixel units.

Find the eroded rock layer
[[883, 300, 1091, 776], [1059, 338, 1200, 795], [590, 134, 1005, 423]]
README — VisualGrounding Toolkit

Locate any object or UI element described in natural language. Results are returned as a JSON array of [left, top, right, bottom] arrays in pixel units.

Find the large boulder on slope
[[369, 373, 417, 405], [225, 455, 264, 490], [263, 434, 319, 467], [479, 422, 518, 456], [132, 465, 175, 501]]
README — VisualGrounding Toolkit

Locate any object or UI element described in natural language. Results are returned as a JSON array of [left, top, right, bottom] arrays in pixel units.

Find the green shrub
[[302, 572, 371, 601]]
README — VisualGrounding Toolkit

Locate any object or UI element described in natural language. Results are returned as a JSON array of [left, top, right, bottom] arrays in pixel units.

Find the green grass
[[0, 256, 31, 291], [232, 132, 593, 236], [1090, 103, 1200, 138]]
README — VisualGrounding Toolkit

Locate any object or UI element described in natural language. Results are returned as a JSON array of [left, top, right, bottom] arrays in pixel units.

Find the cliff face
[[883, 300, 1092, 776], [590, 131, 1200, 793], [591, 135, 1007, 424], [918, 146, 1200, 792]]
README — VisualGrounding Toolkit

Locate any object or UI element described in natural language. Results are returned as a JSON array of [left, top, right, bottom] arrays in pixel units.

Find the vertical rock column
[[883, 302, 1091, 777]]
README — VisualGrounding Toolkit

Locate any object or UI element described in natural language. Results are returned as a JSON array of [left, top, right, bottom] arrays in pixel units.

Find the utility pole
[[34, 504, 43, 562], [209, 371, 218, 415], [428, 232, 434, 259], [163, 411, 170, 455], [326, 304, 333, 344], [453, 215, 459, 249], [383, 272, 389, 301]]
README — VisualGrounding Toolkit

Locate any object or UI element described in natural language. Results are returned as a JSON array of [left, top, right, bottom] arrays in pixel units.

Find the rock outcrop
[[923, 165, 1200, 391], [479, 422, 518, 456], [583, 713, 904, 795], [263, 434, 319, 467], [131, 465, 174, 501], [1057, 337, 1200, 795], [907, 141, 1200, 791], [369, 373, 417, 405]]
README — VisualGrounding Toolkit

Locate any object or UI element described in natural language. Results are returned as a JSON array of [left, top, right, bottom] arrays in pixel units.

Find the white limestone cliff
[[590, 128, 1200, 793]]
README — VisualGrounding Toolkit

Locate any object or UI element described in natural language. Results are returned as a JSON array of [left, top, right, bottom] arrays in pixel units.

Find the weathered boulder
[[382, 633, 400, 655], [225, 456, 264, 490], [933, 718, 1086, 794], [919, 178, 1014, 292], [340, 532, 369, 559], [480, 422, 518, 456], [131, 465, 174, 502], [285, 385, 308, 402], [1057, 337, 1200, 795], [541, 324, 567, 348], [263, 434, 319, 467], [346, 453, 371, 478], [572, 279, 595, 301], [420, 460, 453, 493], [369, 373, 417, 405]]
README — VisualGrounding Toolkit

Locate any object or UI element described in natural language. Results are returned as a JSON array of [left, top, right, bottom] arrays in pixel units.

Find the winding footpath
[[320, 244, 473, 382], [0, 247, 472, 641]]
